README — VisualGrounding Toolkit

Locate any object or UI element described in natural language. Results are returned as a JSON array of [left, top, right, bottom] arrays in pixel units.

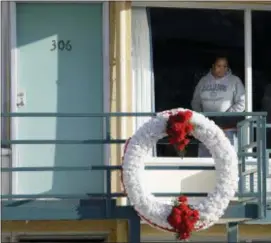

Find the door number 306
[[50, 40, 72, 51]]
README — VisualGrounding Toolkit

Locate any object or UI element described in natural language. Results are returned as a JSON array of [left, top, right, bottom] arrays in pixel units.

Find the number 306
[[51, 40, 72, 51]]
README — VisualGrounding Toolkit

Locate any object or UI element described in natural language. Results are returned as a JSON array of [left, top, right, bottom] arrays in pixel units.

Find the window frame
[[131, 1, 271, 164]]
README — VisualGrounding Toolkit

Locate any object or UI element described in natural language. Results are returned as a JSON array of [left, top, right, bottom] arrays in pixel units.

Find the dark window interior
[[150, 8, 245, 113], [252, 11, 271, 113], [252, 11, 271, 149], [149, 8, 271, 156], [149, 8, 244, 156]]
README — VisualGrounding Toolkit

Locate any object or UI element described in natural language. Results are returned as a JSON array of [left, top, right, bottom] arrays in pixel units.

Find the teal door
[[14, 3, 105, 195]]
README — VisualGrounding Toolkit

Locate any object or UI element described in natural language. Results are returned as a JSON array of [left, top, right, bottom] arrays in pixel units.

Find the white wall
[[145, 160, 216, 204], [145, 157, 271, 204]]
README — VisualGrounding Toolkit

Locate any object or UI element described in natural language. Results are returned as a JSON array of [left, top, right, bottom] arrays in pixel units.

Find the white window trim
[[9, 1, 110, 194], [147, 156, 263, 166], [132, 1, 271, 11], [132, 1, 271, 165]]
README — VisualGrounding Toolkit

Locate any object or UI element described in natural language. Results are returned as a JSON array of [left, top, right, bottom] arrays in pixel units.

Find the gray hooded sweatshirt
[[191, 70, 245, 113]]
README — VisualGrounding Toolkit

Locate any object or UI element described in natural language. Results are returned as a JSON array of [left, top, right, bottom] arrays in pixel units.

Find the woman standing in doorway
[[191, 56, 245, 157]]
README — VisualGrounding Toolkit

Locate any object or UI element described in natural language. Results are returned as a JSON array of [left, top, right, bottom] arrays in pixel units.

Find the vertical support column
[[109, 2, 133, 241], [1, 1, 10, 140], [260, 115, 267, 217], [109, 1, 119, 201], [115, 220, 129, 242], [256, 118, 264, 218], [1, 1, 13, 197], [238, 126, 245, 197], [109, 0, 132, 203], [128, 214, 141, 243], [227, 222, 239, 243], [116, 0, 132, 150], [102, 2, 111, 196], [244, 9, 252, 113], [244, 9, 253, 154], [114, 1, 132, 206]]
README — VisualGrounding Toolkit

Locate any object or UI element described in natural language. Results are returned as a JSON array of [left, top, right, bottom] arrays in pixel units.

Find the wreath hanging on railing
[[121, 108, 239, 241]]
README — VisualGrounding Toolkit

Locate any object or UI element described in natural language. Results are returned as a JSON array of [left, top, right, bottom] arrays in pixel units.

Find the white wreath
[[122, 108, 239, 231]]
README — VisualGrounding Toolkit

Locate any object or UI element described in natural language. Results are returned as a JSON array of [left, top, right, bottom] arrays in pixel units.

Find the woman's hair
[[214, 56, 229, 65]]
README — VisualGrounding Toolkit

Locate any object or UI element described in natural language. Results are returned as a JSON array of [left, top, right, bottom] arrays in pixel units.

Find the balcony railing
[[1, 111, 269, 242]]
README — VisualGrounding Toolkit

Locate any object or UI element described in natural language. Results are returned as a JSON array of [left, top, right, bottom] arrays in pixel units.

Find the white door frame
[[132, 1, 271, 164], [9, 1, 110, 194]]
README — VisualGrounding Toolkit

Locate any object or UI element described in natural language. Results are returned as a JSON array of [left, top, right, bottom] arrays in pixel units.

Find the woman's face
[[213, 58, 228, 78]]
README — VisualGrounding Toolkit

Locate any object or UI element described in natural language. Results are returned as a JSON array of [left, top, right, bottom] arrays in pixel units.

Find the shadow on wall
[[181, 171, 216, 193], [181, 171, 216, 204]]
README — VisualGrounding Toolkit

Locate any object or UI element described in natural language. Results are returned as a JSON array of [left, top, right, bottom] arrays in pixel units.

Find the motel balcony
[[1, 111, 271, 242]]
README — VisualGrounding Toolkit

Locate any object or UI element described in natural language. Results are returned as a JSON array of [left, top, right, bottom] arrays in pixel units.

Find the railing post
[[105, 115, 111, 141], [260, 116, 267, 217], [128, 213, 141, 243], [106, 167, 112, 218], [237, 125, 245, 195], [249, 121, 254, 144], [227, 222, 239, 243], [256, 117, 264, 218]]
